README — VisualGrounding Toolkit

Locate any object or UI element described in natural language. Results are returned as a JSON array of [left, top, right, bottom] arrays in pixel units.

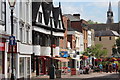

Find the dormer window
[[38, 12, 42, 23]]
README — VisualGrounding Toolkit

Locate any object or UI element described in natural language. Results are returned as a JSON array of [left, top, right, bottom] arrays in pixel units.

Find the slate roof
[[88, 23, 119, 33], [63, 14, 80, 21], [95, 30, 120, 37], [67, 27, 78, 31]]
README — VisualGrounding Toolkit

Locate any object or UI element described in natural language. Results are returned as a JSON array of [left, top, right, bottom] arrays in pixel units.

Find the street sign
[[9, 36, 16, 45]]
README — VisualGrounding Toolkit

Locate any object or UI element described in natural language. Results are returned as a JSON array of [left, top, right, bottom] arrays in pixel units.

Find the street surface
[[31, 72, 120, 80]]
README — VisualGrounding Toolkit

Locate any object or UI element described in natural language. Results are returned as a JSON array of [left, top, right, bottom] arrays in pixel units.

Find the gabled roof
[[52, 7, 60, 28], [32, 2, 41, 23], [42, 2, 52, 25], [95, 30, 120, 37], [32, 2, 65, 33], [63, 14, 80, 21]]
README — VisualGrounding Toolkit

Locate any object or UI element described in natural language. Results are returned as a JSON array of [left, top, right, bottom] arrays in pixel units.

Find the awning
[[54, 57, 69, 62]]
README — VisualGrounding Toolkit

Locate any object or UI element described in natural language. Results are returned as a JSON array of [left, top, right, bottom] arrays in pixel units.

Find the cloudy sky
[[53, 0, 119, 23]]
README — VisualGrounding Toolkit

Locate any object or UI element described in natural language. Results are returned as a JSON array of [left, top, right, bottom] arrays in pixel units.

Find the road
[[31, 72, 120, 80]]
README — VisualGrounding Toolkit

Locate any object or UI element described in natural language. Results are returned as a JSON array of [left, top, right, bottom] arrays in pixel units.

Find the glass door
[[24, 57, 30, 80]]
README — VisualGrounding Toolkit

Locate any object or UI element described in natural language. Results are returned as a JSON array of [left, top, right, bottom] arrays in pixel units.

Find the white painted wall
[[33, 45, 41, 56], [17, 42, 33, 54], [53, 47, 60, 57], [80, 33, 84, 52], [6, 0, 32, 44], [88, 30, 92, 47], [41, 47, 51, 56]]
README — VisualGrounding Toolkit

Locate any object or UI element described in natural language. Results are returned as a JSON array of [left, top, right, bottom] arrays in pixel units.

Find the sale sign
[[0, 42, 5, 51]]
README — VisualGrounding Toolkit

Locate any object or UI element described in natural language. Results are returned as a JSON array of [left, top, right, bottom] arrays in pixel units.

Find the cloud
[[53, 1, 118, 23], [61, 4, 83, 14], [53, 0, 119, 2]]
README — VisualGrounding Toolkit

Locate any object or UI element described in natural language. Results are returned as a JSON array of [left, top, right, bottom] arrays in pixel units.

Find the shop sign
[[8, 44, 17, 53], [59, 51, 68, 57], [0, 42, 5, 51], [9, 36, 16, 45]]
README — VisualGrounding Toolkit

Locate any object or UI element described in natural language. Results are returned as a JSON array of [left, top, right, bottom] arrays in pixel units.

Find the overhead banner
[[0, 42, 5, 51]]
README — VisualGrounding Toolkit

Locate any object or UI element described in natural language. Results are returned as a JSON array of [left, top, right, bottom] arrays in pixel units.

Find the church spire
[[106, 2, 114, 24], [108, 2, 112, 11]]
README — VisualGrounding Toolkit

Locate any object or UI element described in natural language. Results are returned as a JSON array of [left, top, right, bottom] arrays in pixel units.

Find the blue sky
[[53, 0, 119, 23]]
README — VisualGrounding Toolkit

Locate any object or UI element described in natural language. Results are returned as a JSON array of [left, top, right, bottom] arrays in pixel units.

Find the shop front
[[6, 42, 33, 80], [0, 34, 8, 79], [0, 41, 5, 79]]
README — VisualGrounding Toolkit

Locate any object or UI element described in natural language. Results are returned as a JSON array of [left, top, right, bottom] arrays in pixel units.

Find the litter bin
[[55, 70, 61, 78], [71, 68, 76, 75]]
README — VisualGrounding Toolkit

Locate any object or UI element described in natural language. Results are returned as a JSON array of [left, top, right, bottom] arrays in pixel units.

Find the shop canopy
[[54, 57, 69, 62]]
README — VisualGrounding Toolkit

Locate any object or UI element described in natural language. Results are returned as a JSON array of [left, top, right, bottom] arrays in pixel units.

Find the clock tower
[[107, 2, 114, 23]]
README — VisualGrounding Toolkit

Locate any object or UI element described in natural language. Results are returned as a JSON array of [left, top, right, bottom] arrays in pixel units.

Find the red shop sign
[[0, 42, 5, 51], [8, 44, 17, 53]]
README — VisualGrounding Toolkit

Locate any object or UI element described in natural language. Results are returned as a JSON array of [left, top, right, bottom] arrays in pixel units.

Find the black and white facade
[[32, 1, 65, 76]]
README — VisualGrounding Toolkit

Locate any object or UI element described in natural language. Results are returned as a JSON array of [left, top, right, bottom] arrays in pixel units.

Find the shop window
[[0, 53, 2, 74], [19, 57, 24, 77], [27, 58, 30, 77]]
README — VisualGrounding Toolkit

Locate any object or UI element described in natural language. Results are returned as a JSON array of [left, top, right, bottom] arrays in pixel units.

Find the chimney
[[73, 14, 80, 19]]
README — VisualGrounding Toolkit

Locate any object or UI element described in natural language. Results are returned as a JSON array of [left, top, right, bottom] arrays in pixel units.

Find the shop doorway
[[19, 57, 30, 79]]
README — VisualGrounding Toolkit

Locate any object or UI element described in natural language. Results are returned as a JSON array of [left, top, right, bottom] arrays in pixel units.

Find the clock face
[[108, 13, 111, 16]]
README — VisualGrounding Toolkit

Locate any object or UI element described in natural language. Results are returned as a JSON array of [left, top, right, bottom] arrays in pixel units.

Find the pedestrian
[[109, 64, 112, 73], [99, 64, 103, 72], [118, 61, 120, 74], [105, 64, 108, 73], [116, 64, 118, 73], [112, 63, 116, 72]]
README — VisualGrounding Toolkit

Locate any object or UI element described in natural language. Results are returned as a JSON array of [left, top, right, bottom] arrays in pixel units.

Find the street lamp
[[49, 17, 55, 79], [8, 0, 16, 80]]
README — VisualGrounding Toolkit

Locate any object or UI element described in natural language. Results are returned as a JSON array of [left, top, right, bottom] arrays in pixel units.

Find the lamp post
[[8, 0, 16, 80], [49, 17, 55, 79]]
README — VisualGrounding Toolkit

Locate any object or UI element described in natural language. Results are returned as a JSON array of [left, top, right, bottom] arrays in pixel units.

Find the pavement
[[31, 72, 120, 80]]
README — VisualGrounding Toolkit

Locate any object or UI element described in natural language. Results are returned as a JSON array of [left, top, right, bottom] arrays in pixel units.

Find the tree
[[87, 20, 98, 24], [116, 37, 120, 54], [84, 44, 108, 58]]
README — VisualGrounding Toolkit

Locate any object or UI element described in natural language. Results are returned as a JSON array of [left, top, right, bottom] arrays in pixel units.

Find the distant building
[[64, 14, 88, 51], [95, 30, 119, 57]]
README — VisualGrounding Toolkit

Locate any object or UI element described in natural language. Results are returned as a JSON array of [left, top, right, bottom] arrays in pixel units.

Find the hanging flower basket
[[117, 58, 120, 61], [95, 59, 98, 62], [81, 56, 88, 60], [98, 58, 102, 62]]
